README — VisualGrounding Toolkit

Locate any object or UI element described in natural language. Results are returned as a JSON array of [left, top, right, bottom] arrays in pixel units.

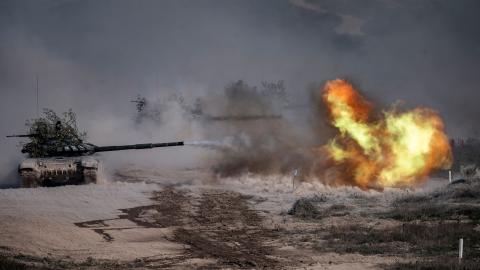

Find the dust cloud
[[1, 1, 479, 186]]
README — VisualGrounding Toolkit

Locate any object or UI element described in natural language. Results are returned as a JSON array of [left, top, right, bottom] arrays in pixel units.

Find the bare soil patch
[[174, 191, 279, 268]]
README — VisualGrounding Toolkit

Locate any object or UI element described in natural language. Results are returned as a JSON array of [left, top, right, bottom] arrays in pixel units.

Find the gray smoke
[[1, 0, 479, 184], [134, 79, 314, 177], [185, 139, 236, 152]]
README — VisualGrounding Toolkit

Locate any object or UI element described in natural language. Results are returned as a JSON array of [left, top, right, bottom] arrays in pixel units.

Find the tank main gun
[[94, 141, 184, 152], [54, 141, 185, 156], [6, 134, 40, 138], [52, 141, 185, 156]]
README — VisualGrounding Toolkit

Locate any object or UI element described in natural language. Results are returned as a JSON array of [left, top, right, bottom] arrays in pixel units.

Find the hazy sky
[[1, 0, 479, 183]]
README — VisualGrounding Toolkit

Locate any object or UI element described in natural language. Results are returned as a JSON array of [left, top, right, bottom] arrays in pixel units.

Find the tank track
[[20, 171, 42, 188], [83, 168, 98, 184]]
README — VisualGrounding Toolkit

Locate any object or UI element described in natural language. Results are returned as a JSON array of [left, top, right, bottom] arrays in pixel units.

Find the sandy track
[[71, 186, 287, 268], [173, 191, 279, 268], [2, 169, 456, 269]]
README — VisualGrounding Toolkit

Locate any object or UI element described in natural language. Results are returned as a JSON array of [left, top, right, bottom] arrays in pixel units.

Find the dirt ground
[[0, 168, 478, 269]]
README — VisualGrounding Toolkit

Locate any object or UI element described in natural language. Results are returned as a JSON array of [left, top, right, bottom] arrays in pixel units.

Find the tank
[[10, 139, 184, 187], [7, 110, 184, 187]]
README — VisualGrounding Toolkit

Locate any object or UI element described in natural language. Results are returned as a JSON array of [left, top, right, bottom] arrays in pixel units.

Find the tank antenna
[[36, 74, 39, 118]]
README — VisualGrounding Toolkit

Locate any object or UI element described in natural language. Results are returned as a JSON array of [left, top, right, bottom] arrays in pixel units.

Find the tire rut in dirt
[[119, 186, 188, 228], [75, 186, 188, 241], [74, 188, 281, 268], [174, 191, 279, 269]]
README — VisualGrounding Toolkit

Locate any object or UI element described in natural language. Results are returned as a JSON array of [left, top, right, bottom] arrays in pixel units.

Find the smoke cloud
[[1, 0, 479, 185]]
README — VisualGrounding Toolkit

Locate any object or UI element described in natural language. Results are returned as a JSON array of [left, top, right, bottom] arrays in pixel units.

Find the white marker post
[[293, 169, 298, 191], [449, 170, 452, 183], [459, 238, 464, 263]]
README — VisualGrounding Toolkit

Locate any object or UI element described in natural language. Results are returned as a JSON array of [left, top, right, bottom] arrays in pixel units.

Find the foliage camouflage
[[22, 109, 87, 158]]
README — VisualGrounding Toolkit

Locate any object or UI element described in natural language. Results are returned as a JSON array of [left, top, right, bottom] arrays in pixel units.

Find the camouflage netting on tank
[[22, 109, 86, 157]]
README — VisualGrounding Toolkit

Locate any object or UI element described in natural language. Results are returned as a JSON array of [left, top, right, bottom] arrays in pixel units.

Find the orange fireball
[[322, 79, 452, 189]]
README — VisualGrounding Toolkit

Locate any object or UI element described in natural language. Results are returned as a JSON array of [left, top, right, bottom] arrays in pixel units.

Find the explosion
[[322, 79, 452, 189]]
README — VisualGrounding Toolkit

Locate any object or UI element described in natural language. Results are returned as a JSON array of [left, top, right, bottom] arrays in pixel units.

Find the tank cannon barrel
[[93, 141, 184, 152], [6, 134, 39, 138], [31, 141, 185, 156]]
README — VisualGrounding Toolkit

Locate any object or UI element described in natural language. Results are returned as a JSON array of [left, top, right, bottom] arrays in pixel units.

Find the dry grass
[[288, 198, 320, 218], [386, 258, 480, 270], [384, 202, 480, 222], [384, 181, 480, 223], [287, 180, 480, 266], [0, 253, 134, 270], [0, 257, 41, 270], [314, 221, 480, 259], [288, 196, 351, 220]]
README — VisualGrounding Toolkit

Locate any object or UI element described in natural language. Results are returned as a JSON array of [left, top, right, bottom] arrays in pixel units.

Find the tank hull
[[19, 157, 100, 187]]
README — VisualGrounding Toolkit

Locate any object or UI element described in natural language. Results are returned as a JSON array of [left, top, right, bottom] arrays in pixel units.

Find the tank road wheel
[[20, 170, 41, 188], [83, 168, 98, 184]]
